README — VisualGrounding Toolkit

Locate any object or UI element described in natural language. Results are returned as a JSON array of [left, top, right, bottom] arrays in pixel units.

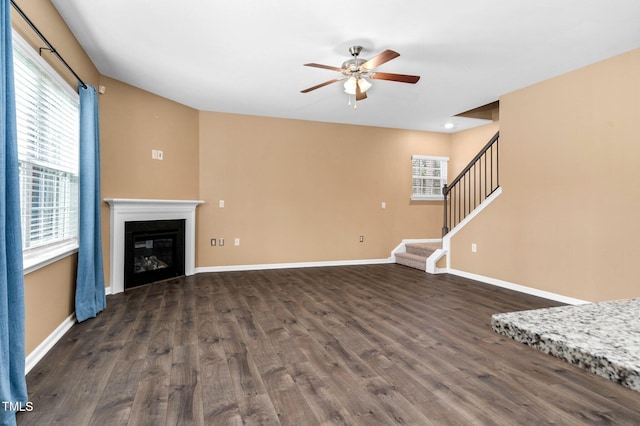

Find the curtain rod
[[10, 0, 87, 89]]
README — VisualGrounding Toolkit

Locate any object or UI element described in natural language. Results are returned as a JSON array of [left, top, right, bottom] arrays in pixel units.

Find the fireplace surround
[[105, 198, 204, 294]]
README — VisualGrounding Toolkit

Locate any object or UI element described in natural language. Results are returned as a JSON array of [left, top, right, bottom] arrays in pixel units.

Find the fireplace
[[105, 198, 204, 294], [124, 219, 185, 289]]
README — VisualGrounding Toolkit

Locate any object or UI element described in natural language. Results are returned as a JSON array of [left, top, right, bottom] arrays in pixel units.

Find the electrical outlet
[[219, 238, 224, 246], [210, 238, 216, 246], [219, 200, 225, 208], [381, 202, 386, 209]]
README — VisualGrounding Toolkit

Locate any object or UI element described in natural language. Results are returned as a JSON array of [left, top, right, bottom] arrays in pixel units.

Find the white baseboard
[[25, 312, 76, 375], [447, 268, 590, 306], [195, 257, 394, 274], [105, 286, 112, 295]]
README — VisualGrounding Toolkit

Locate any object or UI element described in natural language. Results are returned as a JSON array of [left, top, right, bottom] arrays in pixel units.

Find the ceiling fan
[[301, 46, 420, 107]]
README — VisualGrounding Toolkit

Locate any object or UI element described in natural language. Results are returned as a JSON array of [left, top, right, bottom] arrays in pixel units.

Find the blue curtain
[[1, 0, 28, 423], [75, 84, 106, 323]]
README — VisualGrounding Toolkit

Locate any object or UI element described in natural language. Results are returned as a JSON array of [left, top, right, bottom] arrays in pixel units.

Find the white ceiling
[[51, 0, 640, 133]]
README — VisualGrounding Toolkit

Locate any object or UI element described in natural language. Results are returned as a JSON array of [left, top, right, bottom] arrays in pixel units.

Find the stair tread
[[406, 243, 441, 250], [405, 242, 440, 258]]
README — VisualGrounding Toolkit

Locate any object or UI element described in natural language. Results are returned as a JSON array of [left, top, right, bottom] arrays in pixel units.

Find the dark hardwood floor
[[17, 264, 640, 425]]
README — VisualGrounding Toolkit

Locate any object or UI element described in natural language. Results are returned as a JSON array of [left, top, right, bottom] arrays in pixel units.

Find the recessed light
[[444, 122, 455, 129]]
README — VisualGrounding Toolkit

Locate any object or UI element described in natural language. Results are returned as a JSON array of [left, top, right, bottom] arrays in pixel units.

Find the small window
[[13, 31, 80, 270], [411, 155, 448, 200]]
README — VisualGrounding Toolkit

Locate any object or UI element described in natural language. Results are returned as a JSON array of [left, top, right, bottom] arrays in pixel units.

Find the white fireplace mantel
[[104, 198, 204, 294]]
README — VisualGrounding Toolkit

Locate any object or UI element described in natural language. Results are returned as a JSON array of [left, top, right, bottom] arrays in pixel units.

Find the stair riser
[[395, 254, 426, 271], [397, 259, 426, 270]]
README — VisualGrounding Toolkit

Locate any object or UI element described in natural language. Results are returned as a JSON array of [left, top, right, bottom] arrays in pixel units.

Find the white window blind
[[13, 31, 80, 256], [411, 155, 448, 200]]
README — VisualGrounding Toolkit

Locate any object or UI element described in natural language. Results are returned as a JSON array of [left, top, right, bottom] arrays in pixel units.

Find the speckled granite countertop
[[492, 298, 640, 392]]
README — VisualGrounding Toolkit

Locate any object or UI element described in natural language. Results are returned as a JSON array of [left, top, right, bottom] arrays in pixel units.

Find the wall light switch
[[381, 202, 386, 209], [157, 150, 163, 160], [471, 243, 477, 253], [219, 238, 224, 246], [234, 238, 240, 246], [210, 238, 216, 246], [219, 200, 225, 208]]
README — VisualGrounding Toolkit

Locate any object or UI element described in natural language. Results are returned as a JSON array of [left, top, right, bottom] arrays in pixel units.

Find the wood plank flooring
[[17, 264, 640, 425]]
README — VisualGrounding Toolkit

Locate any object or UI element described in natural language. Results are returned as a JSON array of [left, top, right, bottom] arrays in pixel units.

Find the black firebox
[[124, 219, 185, 289]]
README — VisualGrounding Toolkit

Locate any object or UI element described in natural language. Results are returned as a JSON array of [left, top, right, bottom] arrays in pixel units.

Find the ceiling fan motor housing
[[343, 46, 368, 76]]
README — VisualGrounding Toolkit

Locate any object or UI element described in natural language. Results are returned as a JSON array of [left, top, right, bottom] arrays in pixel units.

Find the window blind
[[13, 32, 80, 252], [411, 155, 448, 200]]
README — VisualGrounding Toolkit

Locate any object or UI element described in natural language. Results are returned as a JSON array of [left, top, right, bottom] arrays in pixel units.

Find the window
[[13, 31, 80, 271], [411, 155, 448, 200]]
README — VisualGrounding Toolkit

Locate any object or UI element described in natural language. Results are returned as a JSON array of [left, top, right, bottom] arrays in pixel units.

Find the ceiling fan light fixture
[[344, 76, 372, 95], [358, 77, 372, 93], [344, 76, 357, 94]]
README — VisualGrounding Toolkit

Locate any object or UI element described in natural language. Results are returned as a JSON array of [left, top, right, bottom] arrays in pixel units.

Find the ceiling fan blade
[[362, 49, 400, 70], [300, 79, 342, 93], [370, 72, 421, 84], [304, 63, 343, 72], [355, 83, 367, 101]]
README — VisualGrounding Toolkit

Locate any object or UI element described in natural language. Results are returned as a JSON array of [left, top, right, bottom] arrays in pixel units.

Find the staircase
[[395, 242, 441, 271], [394, 131, 501, 274]]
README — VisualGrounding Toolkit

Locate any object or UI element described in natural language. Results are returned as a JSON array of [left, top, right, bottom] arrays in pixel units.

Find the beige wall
[[24, 256, 77, 353], [449, 48, 640, 302], [450, 122, 500, 177], [99, 76, 200, 200], [99, 76, 200, 284], [197, 112, 451, 266], [12, 1, 100, 355]]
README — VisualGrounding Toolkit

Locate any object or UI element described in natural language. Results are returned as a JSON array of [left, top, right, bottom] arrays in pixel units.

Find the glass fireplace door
[[124, 219, 185, 289]]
